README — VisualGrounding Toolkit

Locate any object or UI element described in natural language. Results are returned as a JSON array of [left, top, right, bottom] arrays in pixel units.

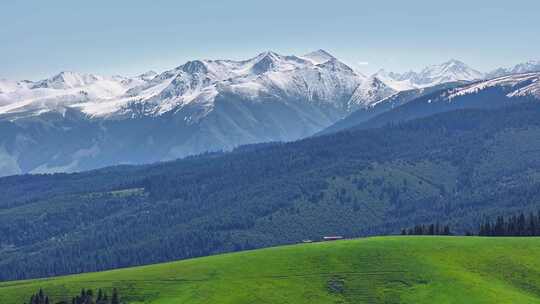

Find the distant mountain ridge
[[375, 58, 540, 91], [375, 59, 483, 90], [354, 72, 540, 130], [485, 60, 540, 79], [1, 52, 539, 176], [322, 68, 540, 135]]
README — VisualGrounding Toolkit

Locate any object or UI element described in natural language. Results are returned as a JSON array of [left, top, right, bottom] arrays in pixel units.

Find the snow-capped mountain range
[[2, 53, 538, 120], [0, 50, 539, 176], [375, 59, 484, 91], [321, 71, 540, 135], [0, 50, 378, 120], [376, 59, 540, 91], [0, 50, 397, 176], [485, 60, 540, 79], [356, 72, 540, 130]]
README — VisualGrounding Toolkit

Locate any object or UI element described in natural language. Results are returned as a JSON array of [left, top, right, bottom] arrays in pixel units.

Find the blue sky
[[1, 0, 539, 80]]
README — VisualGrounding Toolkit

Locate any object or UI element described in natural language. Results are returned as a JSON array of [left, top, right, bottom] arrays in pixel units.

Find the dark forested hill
[[2, 102, 540, 281]]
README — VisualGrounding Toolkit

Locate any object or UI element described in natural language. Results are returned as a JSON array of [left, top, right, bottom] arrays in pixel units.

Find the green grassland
[[2, 236, 540, 304]]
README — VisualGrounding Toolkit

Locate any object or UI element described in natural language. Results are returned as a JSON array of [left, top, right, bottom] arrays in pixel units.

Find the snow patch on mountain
[[31, 71, 101, 90], [446, 73, 540, 100], [72, 75, 176, 117], [0, 79, 28, 95], [0, 74, 136, 118], [372, 70, 417, 91]]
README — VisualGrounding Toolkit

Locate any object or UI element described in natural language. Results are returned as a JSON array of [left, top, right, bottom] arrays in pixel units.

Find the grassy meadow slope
[[1, 237, 540, 304]]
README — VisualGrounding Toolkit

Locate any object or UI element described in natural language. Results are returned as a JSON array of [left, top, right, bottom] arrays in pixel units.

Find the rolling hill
[[1, 237, 540, 304]]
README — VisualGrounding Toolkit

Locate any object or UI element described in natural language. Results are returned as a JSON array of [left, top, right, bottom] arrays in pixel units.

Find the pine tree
[[111, 288, 119, 304], [528, 213, 536, 236], [443, 225, 450, 235], [97, 289, 103, 302], [428, 224, 435, 235]]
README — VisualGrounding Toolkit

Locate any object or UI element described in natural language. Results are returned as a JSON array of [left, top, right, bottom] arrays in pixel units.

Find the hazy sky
[[1, 0, 539, 80]]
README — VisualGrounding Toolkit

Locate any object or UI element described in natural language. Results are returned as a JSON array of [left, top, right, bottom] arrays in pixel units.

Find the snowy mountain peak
[[512, 60, 540, 74], [302, 49, 336, 65], [376, 59, 483, 90], [419, 59, 483, 82], [257, 50, 281, 58], [251, 52, 283, 74], [434, 59, 475, 75], [247, 51, 313, 75], [181, 60, 209, 74], [316, 58, 355, 74], [441, 58, 467, 67], [348, 75, 396, 108], [138, 70, 158, 80], [32, 71, 102, 90], [486, 60, 540, 79]]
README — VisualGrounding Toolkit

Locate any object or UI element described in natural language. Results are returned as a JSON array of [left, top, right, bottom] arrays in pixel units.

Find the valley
[[3, 103, 540, 281]]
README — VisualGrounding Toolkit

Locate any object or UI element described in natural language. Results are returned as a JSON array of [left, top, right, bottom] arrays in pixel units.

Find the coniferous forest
[[400, 223, 451, 236], [401, 211, 540, 237], [478, 212, 540, 236], [24, 288, 120, 304]]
